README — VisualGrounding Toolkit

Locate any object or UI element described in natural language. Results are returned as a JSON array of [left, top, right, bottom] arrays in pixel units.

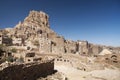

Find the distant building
[[0, 34, 2, 44], [12, 37, 22, 46], [0, 35, 12, 46]]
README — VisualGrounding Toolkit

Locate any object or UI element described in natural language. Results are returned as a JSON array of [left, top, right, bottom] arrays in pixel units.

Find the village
[[0, 10, 120, 80]]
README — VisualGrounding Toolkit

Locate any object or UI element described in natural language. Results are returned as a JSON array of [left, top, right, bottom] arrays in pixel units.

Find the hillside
[[0, 10, 120, 55]]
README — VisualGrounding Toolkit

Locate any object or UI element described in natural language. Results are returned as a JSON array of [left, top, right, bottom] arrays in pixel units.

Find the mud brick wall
[[0, 60, 54, 80]]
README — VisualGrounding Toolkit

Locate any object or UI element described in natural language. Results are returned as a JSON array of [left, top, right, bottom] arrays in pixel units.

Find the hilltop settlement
[[0, 11, 120, 80]]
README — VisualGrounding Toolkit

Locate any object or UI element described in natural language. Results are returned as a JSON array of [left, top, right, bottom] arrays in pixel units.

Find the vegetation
[[0, 44, 16, 62], [0, 44, 6, 50], [10, 48, 17, 53], [0, 44, 7, 55], [33, 40, 40, 47], [6, 56, 14, 62]]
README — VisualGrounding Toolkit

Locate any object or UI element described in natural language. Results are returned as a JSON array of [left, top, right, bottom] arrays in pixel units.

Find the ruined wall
[[78, 41, 89, 55], [54, 57, 73, 67], [39, 37, 51, 53], [65, 40, 77, 54], [0, 60, 54, 80], [52, 36, 65, 54], [12, 37, 22, 46], [89, 44, 103, 55]]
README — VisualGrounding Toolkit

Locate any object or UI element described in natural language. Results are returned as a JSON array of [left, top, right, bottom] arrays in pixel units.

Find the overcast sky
[[0, 0, 120, 47]]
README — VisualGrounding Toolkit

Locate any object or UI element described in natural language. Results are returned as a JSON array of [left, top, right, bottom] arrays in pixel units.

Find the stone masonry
[[0, 10, 119, 55], [0, 60, 54, 80]]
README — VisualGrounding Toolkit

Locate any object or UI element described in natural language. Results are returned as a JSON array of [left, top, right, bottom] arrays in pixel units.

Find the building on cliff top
[[0, 10, 119, 56]]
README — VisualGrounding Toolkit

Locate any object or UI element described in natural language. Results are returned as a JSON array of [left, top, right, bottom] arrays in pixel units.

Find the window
[[57, 59, 59, 61], [64, 60, 66, 62], [60, 59, 62, 61], [27, 46, 30, 50], [67, 60, 69, 62], [28, 59, 31, 61], [113, 61, 118, 63]]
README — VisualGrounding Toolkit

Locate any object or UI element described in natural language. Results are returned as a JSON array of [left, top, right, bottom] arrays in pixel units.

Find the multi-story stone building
[[0, 35, 12, 46], [12, 37, 22, 46]]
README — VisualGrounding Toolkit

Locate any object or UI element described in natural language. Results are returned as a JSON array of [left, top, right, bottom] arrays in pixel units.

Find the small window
[[105, 58, 109, 60], [67, 60, 69, 62], [43, 22, 45, 25], [83, 52, 86, 54], [113, 61, 118, 63], [33, 28, 35, 30], [27, 46, 30, 50], [57, 59, 59, 61], [28, 59, 31, 61], [60, 59, 62, 61], [64, 60, 66, 62], [84, 68, 86, 71]]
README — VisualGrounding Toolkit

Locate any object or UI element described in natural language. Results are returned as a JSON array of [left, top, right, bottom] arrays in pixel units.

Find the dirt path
[[55, 65, 120, 80], [55, 65, 88, 80]]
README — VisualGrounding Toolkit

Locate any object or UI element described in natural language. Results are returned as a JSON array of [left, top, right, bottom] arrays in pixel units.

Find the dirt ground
[[55, 65, 120, 80]]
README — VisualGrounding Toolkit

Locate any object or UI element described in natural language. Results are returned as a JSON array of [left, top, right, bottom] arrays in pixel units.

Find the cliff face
[[0, 10, 120, 55]]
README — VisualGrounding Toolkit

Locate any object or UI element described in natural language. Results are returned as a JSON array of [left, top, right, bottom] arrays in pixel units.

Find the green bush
[[33, 40, 39, 47], [6, 56, 14, 62], [11, 48, 17, 53]]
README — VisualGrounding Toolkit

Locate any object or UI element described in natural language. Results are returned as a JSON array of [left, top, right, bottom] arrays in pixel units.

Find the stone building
[[25, 52, 35, 63], [12, 37, 22, 46], [78, 41, 89, 55], [65, 40, 77, 54], [0, 10, 119, 56], [51, 36, 65, 54], [89, 44, 103, 56], [0, 35, 12, 46]]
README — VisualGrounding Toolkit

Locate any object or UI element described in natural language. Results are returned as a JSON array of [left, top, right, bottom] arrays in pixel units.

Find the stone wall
[[0, 34, 2, 44], [0, 35, 12, 46], [12, 37, 22, 46], [65, 40, 77, 54], [78, 41, 89, 55], [0, 60, 54, 80], [52, 36, 65, 54]]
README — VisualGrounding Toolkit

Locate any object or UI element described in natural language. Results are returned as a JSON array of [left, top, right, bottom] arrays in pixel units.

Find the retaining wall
[[0, 60, 54, 80]]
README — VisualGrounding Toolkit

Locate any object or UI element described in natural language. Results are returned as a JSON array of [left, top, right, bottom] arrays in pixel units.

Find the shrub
[[6, 56, 14, 62], [11, 48, 17, 53], [33, 40, 39, 47]]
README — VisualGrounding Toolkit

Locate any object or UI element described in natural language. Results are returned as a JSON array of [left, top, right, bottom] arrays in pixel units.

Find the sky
[[0, 0, 120, 47]]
